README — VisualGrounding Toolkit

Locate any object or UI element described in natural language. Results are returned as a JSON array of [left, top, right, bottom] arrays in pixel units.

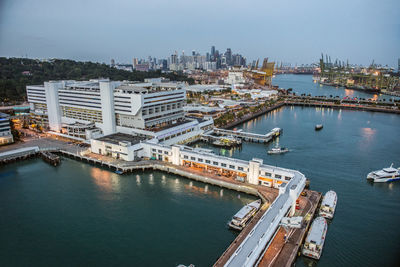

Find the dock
[[40, 151, 61, 166], [203, 128, 281, 144], [258, 190, 322, 267]]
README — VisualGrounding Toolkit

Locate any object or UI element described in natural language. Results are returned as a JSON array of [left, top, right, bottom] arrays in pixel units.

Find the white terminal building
[[26, 78, 213, 144]]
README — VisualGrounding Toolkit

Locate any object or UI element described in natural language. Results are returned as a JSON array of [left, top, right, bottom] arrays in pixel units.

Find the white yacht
[[228, 199, 261, 231], [367, 164, 400, 183], [319, 191, 337, 219], [302, 217, 328, 260], [267, 145, 289, 154]]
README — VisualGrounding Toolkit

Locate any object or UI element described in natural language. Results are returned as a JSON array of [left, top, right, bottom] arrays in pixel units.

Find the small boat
[[228, 199, 261, 231], [212, 136, 241, 148], [315, 124, 323, 131], [367, 164, 400, 183], [319, 191, 337, 219], [115, 170, 123, 174], [267, 146, 289, 154], [302, 217, 328, 260]]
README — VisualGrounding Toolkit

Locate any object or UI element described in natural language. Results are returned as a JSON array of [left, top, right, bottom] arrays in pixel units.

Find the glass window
[[191, 157, 196, 161], [275, 174, 282, 179], [184, 155, 188, 159], [285, 176, 291, 181], [229, 165, 235, 169], [205, 160, 211, 164], [213, 161, 218, 166], [198, 158, 203, 162], [265, 172, 271, 177], [238, 167, 244, 171], [221, 163, 227, 167]]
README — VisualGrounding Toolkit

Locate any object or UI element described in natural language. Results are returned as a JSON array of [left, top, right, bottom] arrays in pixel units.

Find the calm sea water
[[273, 74, 399, 101], [0, 158, 255, 266]]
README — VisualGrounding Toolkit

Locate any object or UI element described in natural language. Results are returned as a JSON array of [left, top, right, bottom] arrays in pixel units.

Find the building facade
[[0, 113, 14, 145], [26, 79, 190, 138]]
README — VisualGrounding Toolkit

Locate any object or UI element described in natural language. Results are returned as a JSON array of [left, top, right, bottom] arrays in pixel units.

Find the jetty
[[202, 128, 281, 144]]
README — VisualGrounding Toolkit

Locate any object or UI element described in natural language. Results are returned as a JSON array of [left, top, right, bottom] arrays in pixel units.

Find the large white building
[[0, 113, 14, 145], [27, 79, 212, 143]]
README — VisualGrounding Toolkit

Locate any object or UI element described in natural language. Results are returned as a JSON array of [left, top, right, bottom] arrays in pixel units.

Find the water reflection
[[136, 175, 141, 186], [90, 167, 120, 192]]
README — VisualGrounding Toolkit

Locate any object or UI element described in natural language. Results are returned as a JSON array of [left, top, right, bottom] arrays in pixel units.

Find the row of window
[[151, 148, 170, 155], [260, 171, 291, 181], [182, 155, 246, 171]]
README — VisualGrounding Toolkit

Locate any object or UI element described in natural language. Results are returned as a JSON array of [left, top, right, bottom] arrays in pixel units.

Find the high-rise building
[[398, 58, 400, 73], [26, 79, 187, 138]]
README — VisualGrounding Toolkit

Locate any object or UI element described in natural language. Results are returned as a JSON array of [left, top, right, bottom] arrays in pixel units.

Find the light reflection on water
[[90, 167, 120, 193]]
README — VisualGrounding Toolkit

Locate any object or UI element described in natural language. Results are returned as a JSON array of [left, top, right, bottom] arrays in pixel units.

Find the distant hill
[[0, 57, 193, 102]]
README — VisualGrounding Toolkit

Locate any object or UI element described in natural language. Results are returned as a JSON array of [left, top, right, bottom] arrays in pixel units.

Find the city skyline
[[0, 0, 399, 67]]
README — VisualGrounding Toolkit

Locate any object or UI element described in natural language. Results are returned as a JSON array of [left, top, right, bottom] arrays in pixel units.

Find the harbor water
[[273, 74, 399, 101], [193, 75, 400, 266], [0, 158, 255, 266]]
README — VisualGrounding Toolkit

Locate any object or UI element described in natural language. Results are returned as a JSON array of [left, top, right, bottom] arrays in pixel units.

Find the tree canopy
[[0, 57, 194, 102]]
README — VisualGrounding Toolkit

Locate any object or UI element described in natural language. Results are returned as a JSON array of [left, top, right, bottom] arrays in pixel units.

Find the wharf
[[205, 127, 281, 144], [258, 190, 322, 267]]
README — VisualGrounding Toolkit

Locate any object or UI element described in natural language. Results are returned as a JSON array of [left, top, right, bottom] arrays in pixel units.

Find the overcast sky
[[0, 0, 399, 66]]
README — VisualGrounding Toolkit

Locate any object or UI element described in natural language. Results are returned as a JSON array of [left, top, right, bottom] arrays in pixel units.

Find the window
[[265, 172, 271, 177], [164, 151, 168, 155], [158, 150, 162, 153], [205, 160, 211, 164], [152, 148, 156, 152], [285, 176, 291, 181], [275, 174, 282, 179], [191, 157, 196, 161], [229, 165, 235, 169], [238, 167, 244, 171], [221, 163, 227, 167], [213, 161, 218, 166], [198, 158, 203, 162], [184, 155, 188, 159]]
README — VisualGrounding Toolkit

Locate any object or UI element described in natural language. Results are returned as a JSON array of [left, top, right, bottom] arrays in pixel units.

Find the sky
[[0, 0, 399, 66]]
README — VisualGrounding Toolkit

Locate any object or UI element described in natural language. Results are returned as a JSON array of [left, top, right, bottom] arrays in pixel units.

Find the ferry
[[319, 191, 337, 219], [267, 146, 289, 154], [367, 164, 400, 183], [302, 217, 328, 260], [315, 124, 323, 131], [228, 199, 261, 231]]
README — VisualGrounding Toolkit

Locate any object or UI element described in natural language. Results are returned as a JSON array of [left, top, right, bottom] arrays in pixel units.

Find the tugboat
[[367, 164, 400, 183], [267, 145, 289, 154], [315, 124, 323, 131], [228, 199, 261, 231]]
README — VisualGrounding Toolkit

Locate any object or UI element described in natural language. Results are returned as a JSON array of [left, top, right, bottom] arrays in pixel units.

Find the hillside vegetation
[[0, 57, 193, 102]]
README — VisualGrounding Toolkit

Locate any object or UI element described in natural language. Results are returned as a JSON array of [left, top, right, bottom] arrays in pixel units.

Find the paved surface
[[0, 135, 87, 155], [258, 190, 321, 267]]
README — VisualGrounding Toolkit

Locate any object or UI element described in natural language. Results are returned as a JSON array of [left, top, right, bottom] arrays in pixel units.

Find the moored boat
[[302, 217, 328, 260], [319, 191, 337, 219], [367, 164, 400, 183], [228, 199, 261, 231]]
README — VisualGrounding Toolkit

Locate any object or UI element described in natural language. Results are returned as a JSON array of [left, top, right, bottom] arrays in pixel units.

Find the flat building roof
[[95, 133, 146, 146]]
